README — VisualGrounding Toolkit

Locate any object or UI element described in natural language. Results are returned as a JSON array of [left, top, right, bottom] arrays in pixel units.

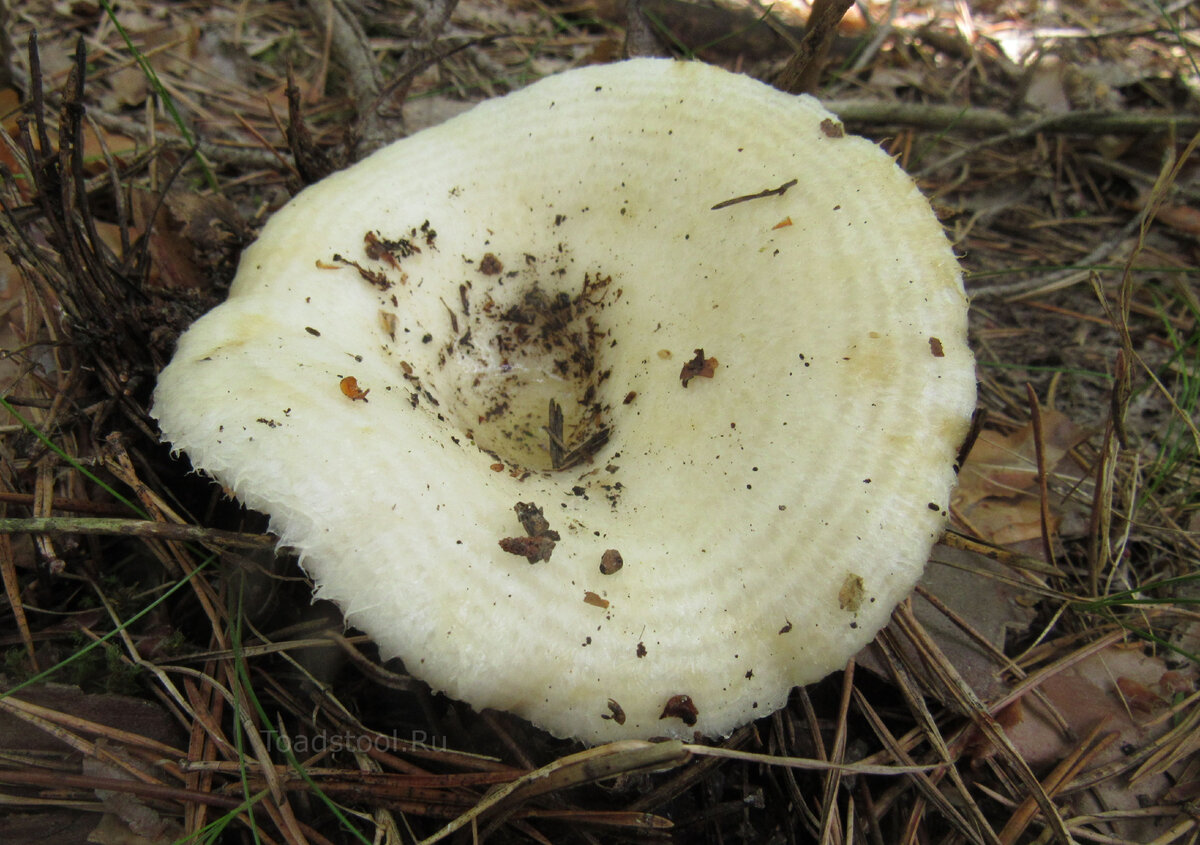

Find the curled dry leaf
[[955, 410, 1087, 506], [952, 409, 1088, 546]]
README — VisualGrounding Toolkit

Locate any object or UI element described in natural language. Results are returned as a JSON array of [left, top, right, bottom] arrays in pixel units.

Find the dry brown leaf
[[106, 66, 149, 109], [87, 813, 170, 845], [964, 497, 1059, 546], [955, 410, 1086, 507], [1153, 203, 1200, 236], [857, 547, 1037, 703], [996, 645, 1196, 842], [80, 123, 139, 173], [130, 191, 208, 290], [1, 87, 19, 128], [0, 684, 183, 753], [0, 87, 28, 187], [0, 93, 137, 178], [0, 811, 96, 845], [83, 756, 183, 845], [952, 411, 1089, 547]]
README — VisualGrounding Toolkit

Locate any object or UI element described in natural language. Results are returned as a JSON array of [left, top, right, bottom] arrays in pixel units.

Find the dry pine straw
[[0, 0, 1198, 843]]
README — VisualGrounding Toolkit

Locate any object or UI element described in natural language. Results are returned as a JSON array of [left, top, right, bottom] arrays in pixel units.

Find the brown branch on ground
[[303, 0, 392, 159], [303, 0, 463, 159], [826, 100, 1200, 139], [286, 66, 337, 185], [773, 0, 855, 94], [83, 107, 293, 170], [0, 516, 274, 550]]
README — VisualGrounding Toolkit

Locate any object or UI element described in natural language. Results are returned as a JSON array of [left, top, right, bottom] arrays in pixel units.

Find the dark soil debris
[[602, 698, 626, 725], [479, 252, 504, 275], [333, 253, 393, 290], [500, 501, 560, 563], [600, 548, 623, 574], [820, 117, 845, 138], [498, 535, 556, 563], [659, 694, 699, 726], [680, 348, 718, 387], [514, 501, 559, 540]]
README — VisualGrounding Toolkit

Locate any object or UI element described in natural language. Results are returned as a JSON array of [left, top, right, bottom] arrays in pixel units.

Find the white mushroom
[[152, 58, 976, 743]]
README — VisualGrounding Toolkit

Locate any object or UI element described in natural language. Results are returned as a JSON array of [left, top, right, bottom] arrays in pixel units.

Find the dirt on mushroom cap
[[152, 58, 975, 744]]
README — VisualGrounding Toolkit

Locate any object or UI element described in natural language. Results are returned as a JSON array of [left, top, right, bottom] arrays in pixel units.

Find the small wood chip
[[515, 502, 558, 540], [500, 501, 560, 563], [498, 535, 556, 563]]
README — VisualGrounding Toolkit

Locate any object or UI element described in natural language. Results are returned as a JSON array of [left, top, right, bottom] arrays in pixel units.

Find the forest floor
[[0, 0, 1198, 843]]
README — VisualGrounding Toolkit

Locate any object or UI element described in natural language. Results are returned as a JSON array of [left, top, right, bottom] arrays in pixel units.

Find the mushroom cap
[[153, 58, 976, 743]]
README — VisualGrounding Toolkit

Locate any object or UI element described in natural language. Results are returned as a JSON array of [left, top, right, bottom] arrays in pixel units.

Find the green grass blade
[[98, 0, 217, 190]]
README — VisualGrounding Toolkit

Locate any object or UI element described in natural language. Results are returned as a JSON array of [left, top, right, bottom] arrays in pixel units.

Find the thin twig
[[711, 178, 798, 210], [1025, 384, 1058, 570], [0, 532, 37, 669], [419, 741, 691, 844], [823, 101, 1200, 139], [545, 398, 566, 469], [0, 516, 275, 549]]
